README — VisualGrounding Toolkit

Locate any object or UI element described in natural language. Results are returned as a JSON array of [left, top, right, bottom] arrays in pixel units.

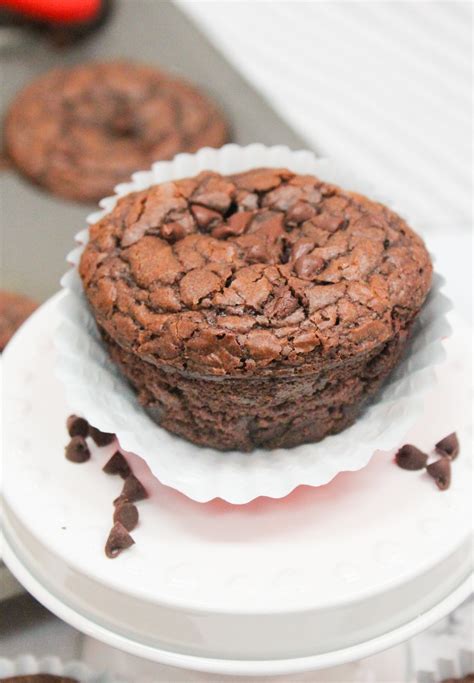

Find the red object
[[0, 0, 101, 23]]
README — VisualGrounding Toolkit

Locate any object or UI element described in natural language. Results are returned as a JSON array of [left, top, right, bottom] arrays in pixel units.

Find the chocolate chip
[[113, 494, 128, 507], [102, 451, 131, 479], [113, 502, 139, 532], [89, 426, 115, 447], [105, 522, 134, 558], [65, 436, 90, 463], [395, 444, 428, 470], [426, 458, 451, 491], [435, 432, 459, 460], [66, 414, 89, 438], [120, 474, 148, 503]]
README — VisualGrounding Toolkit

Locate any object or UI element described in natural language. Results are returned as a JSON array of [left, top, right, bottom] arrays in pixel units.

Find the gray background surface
[[0, 0, 307, 302]]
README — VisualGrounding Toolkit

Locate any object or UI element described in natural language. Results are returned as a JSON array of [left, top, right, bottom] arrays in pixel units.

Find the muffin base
[[102, 327, 410, 451]]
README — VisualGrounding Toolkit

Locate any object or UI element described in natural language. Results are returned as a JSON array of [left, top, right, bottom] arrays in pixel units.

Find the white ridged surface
[[56, 145, 450, 504], [177, 1, 471, 230]]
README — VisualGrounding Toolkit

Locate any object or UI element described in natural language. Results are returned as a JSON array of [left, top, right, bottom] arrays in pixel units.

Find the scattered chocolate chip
[[435, 432, 460, 460], [395, 444, 428, 470], [120, 474, 148, 503], [105, 522, 135, 558], [66, 414, 89, 438], [113, 501, 139, 532], [103, 451, 131, 479], [89, 426, 115, 447], [426, 458, 451, 491], [65, 436, 90, 463], [113, 494, 128, 507]]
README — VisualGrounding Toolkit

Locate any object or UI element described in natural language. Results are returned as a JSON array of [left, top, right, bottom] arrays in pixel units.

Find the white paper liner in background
[[0, 654, 125, 682], [55, 145, 451, 504]]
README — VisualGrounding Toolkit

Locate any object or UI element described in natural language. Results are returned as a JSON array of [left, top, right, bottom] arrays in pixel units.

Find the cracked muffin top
[[80, 168, 432, 376]]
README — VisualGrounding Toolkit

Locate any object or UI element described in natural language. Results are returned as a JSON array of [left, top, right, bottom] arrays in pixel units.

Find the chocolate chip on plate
[[435, 432, 460, 460], [120, 474, 148, 503], [395, 444, 428, 470], [426, 458, 451, 491], [105, 522, 135, 558], [89, 426, 115, 447], [113, 501, 139, 532], [65, 436, 90, 463], [113, 494, 128, 507], [102, 451, 131, 479], [66, 414, 89, 438]]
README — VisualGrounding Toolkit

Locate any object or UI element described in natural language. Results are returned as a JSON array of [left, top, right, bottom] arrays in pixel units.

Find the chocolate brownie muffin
[[4, 62, 229, 203], [80, 168, 432, 451], [0, 290, 38, 351]]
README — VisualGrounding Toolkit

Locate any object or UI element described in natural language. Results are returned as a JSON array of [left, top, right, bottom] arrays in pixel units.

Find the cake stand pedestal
[[1, 295, 472, 676]]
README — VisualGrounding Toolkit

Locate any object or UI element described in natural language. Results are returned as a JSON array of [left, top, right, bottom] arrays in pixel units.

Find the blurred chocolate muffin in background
[[4, 61, 230, 202], [0, 289, 37, 351]]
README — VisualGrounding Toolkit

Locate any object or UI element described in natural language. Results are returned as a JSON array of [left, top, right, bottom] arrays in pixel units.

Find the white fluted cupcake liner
[[56, 144, 451, 504], [0, 655, 125, 682]]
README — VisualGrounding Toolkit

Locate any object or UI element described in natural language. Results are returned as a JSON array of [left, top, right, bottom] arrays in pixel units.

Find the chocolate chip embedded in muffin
[[0, 290, 37, 351], [5, 61, 229, 203], [395, 444, 428, 470], [435, 432, 460, 460], [79, 167, 433, 451]]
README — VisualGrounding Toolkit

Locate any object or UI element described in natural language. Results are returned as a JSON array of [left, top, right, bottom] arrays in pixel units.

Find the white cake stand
[[1, 295, 472, 676]]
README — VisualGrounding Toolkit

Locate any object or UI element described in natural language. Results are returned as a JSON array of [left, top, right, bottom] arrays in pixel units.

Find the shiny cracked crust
[[80, 168, 433, 378], [5, 62, 229, 202]]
